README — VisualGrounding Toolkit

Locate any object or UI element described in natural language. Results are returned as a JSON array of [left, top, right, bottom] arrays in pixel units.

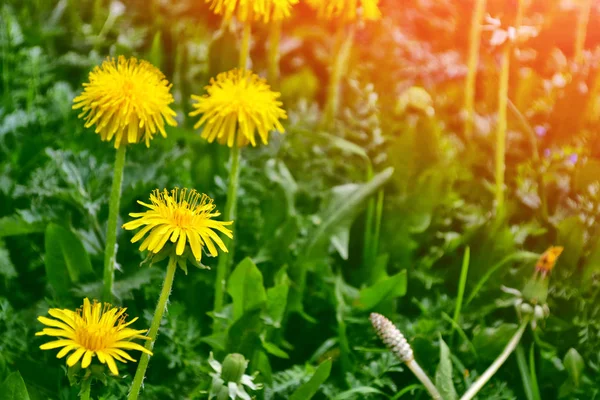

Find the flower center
[[75, 323, 114, 351], [171, 207, 193, 227]]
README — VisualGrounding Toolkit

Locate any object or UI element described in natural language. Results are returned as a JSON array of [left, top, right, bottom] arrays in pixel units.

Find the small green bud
[[221, 354, 247, 384], [520, 303, 533, 315]]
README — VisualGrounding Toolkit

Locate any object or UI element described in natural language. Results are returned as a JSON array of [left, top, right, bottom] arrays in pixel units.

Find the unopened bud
[[221, 354, 247, 384], [370, 313, 414, 362]]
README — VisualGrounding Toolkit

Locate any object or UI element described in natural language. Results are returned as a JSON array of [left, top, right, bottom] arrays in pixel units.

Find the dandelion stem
[[239, 19, 252, 70], [102, 145, 126, 302], [213, 137, 241, 316], [406, 360, 442, 400], [268, 19, 282, 89], [323, 24, 355, 129], [495, 45, 510, 214], [128, 256, 177, 400], [575, 0, 592, 63], [464, 0, 486, 140], [80, 378, 91, 400], [460, 319, 529, 400]]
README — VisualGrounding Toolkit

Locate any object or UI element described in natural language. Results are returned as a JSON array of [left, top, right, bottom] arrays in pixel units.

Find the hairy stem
[[464, 0, 486, 140], [213, 138, 241, 316], [128, 256, 177, 400], [460, 319, 529, 400], [102, 145, 126, 302]]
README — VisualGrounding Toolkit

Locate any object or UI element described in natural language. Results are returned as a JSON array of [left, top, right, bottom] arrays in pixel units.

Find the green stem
[[464, 0, 486, 140], [460, 319, 529, 400], [268, 19, 282, 89], [495, 45, 510, 214], [102, 145, 126, 302], [323, 24, 355, 129], [575, 0, 592, 63], [371, 189, 384, 265], [80, 378, 91, 400], [363, 164, 374, 272], [239, 20, 252, 70], [128, 256, 178, 400], [405, 360, 442, 400], [213, 139, 241, 316]]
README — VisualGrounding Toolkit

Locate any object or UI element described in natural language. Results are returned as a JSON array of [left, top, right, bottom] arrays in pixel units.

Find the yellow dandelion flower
[[189, 69, 286, 148], [72, 56, 177, 149], [122, 188, 233, 262], [535, 246, 563, 273], [36, 298, 151, 376], [307, 0, 381, 22], [206, 0, 298, 22]]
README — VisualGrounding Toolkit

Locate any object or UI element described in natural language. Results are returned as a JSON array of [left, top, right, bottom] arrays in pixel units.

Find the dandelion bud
[[370, 313, 414, 363], [221, 354, 247, 384], [520, 303, 533, 315]]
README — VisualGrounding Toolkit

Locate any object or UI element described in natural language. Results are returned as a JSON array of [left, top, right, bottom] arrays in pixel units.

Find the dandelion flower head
[[190, 69, 286, 148], [535, 246, 563, 274], [36, 298, 151, 376], [206, 0, 298, 23], [122, 188, 233, 262], [72, 56, 177, 149], [307, 0, 381, 22]]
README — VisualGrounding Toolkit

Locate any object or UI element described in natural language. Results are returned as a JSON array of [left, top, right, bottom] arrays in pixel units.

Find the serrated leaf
[[44, 223, 94, 301], [563, 348, 584, 387], [227, 258, 267, 321], [289, 359, 332, 400], [266, 272, 290, 327], [0, 371, 31, 400], [435, 337, 458, 400]]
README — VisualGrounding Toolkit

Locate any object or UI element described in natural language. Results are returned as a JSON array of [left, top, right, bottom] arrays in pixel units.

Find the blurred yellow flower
[[535, 246, 563, 273], [123, 188, 233, 262], [307, 0, 381, 22], [72, 56, 177, 149], [206, 0, 298, 22], [36, 298, 151, 376], [190, 69, 286, 148]]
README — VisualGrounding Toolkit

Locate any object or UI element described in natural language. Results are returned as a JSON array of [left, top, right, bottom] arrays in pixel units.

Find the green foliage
[[0, 372, 30, 400]]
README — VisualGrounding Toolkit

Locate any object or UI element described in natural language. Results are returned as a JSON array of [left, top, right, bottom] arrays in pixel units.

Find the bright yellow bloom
[[72, 56, 177, 149], [306, 0, 381, 22], [190, 69, 286, 148], [122, 188, 233, 262], [36, 298, 151, 376], [206, 0, 298, 22], [535, 246, 563, 273]]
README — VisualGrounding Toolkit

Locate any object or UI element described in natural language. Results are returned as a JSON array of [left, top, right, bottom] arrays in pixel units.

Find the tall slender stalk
[[464, 0, 486, 140], [128, 256, 178, 400], [102, 145, 126, 302], [323, 24, 356, 129], [80, 378, 91, 400], [213, 138, 241, 314], [405, 360, 442, 400], [574, 0, 592, 63], [362, 164, 374, 271], [495, 45, 511, 213], [460, 319, 529, 400], [268, 19, 282, 89], [239, 19, 252, 70], [371, 189, 384, 264]]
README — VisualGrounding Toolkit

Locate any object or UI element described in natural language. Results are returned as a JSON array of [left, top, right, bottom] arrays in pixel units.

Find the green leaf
[[305, 167, 394, 260], [266, 270, 290, 327], [472, 323, 518, 361], [435, 337, 458, 400], [0, 240, 17, 279], [354, 270, 407, 310], [44, 223, 94, 300], [262, 341, 289, 359], [0, 215, 45, 238], [563, 348, 584, 387], [556, 216, 586, 271], [289, 359, 332, 400], [0, 371, 31, 400], [227, 258, 267, 321]]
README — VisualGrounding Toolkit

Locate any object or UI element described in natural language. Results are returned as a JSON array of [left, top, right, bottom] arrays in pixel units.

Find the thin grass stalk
[[464, 0, 486, 140], [460, 319, 529, 400], [239, 19, 252, 70], [102, 145, 126, 302], [363, 163, 374, 272], [371, 189, 384, 265], [575, 0, 592, 63], [128, 256, 178, 400], [451, 247, 470, 342], [267, 19, 282, 89], [495, 45, 511, 213], [213, 136, 240, 314], [323, 24, 355, 129], [516, 345, 535, 400]]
